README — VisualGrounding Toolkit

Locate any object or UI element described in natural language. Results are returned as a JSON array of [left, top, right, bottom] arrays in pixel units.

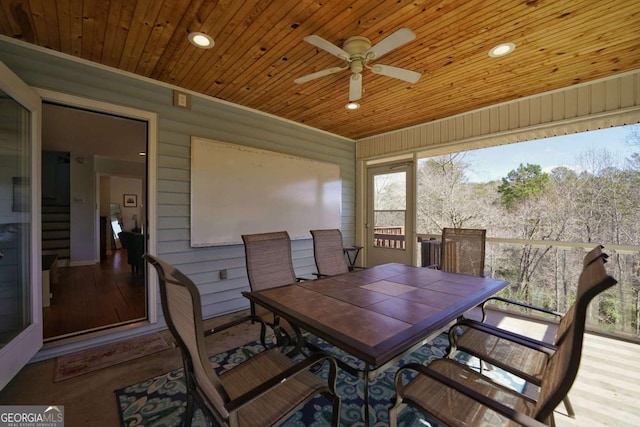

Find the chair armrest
[[205, 314, 266, 336], [225, 351, 340, 413], [296, 276, 311, 282], [312, 273, 330, 278], [451, 319, 557, 355], [481, 296, 563, 322], [395, 363, 547, 427], [205, 314, 267, 344]]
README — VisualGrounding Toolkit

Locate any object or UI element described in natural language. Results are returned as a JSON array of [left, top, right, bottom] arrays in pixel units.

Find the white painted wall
[[69, 154, 96, 265], [110, 176, 142, 232]]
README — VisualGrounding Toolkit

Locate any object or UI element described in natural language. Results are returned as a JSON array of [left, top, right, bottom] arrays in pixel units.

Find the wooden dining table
[[242, 262, 509, 425]]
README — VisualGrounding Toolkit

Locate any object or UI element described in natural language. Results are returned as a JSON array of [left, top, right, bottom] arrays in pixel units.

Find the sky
[[460, 124, 639, 183]]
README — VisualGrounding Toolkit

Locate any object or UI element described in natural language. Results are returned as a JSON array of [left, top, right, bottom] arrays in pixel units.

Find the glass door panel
[[0, 93, 32, 348], [367, 164, 414, 266], [373, 172, 406, 249], [0, 61, 42, 390]]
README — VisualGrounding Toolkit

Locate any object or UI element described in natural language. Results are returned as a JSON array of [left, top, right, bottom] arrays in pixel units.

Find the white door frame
[[36, 88, 159, 326], [0, 61, 42, 390], [364, 161, 416, 267]]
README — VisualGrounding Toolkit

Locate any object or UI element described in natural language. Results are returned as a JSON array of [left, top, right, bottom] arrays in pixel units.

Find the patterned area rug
[[115, 334, 524, 426], [54, 333, 169, 382]]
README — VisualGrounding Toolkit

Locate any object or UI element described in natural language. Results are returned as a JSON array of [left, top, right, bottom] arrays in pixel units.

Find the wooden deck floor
[[554, 332, 640, 426], [1, 308, 638, 426], [482, 310, 640, 426]]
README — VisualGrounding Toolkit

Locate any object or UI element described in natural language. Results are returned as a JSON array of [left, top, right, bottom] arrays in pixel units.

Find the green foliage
[[599, 292, 620, 326], [415, 137, 640, 337], [497, 163, 550, 209]]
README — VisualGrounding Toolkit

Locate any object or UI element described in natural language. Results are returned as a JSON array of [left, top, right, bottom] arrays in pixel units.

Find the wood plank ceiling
[[0, 0, 639, 140]]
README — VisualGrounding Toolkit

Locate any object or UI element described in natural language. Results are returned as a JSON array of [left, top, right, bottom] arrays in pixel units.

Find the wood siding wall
[[0, 39, 355, 357], [356, 70, 640, 159]]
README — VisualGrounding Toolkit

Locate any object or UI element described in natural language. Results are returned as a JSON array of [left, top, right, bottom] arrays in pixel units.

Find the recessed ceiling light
[[188, 32, 214, 49], [345, 102, 360, 110], [488, 42, 515, 58], [138, 152, 146, 156]]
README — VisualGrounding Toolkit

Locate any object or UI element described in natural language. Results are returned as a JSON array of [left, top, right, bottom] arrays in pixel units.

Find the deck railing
[[416, 233, 640, 341], [373, 226, 406, 249], [369, 229, 638, 340]]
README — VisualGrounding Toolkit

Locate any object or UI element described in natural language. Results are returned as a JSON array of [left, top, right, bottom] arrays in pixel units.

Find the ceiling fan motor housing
[[343, 35, 372, 55], [343, 35, 371, 73]]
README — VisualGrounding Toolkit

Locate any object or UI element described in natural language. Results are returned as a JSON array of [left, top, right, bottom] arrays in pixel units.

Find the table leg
[[286, 323, 305, 358], [363, 366, 371, 427]]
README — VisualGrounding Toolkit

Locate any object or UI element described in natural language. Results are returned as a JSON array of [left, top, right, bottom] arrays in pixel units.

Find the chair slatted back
[[144, 254, 230, 422], [440, 228, 486, 276], [419, 238, 442, 267], [310, 229, 349, 276], [242, 231, 297, 291], [438, 239, 458, 272], [534, 249, 616, 421]]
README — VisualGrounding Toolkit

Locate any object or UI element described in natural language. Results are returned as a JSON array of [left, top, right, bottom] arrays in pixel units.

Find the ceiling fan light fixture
[[345, 102, 360, 110], [488, 42, 515, 58], [188, 32, 214, 49]]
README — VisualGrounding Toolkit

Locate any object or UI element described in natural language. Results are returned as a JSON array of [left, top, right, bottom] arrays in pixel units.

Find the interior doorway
[[41, 102, 148, 341]]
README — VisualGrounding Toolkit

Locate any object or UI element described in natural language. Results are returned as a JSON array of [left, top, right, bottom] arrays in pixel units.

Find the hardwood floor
[[42, 250, 146, 340]]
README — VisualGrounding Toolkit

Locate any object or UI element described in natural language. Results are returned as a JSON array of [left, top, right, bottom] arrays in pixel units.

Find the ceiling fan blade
[[349, 73, 362, 101], [294, 66, 346, 84], [369, 64, 421, 84], [303, 35, 350, 60], [366, 27, 416, 60]]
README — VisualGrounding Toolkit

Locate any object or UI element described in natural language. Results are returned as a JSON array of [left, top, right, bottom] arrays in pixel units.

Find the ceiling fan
[[294, 27, 422, 103]]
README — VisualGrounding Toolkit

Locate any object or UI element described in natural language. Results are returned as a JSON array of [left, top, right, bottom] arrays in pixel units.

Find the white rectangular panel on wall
[[190, 137, 342, 246]]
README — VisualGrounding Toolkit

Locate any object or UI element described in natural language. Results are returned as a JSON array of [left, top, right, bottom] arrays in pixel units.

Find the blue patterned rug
[[115, 333, 524, 426]]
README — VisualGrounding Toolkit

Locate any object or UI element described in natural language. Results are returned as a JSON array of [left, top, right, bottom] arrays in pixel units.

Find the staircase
[[42, 204, 70, 263]]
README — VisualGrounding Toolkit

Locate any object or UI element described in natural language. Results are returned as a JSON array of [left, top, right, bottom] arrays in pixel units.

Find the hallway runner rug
[[115, 333, 524, 426], [54, 333, 169, 382]]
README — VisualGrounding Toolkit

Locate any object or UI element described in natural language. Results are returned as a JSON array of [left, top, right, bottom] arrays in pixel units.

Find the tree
[[373, 171, 406, 228], [416, 154, 483, 231], [625, 124, 640, 171], [495, 164, 556, 301], [412, 141, 640, 337], [497, 163, 550, 209]]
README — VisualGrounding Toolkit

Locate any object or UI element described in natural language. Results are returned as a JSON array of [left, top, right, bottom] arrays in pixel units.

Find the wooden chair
[[440, 227, 486, 276], [144, 254, 341, 427], [242, 231, 306, 346], [310, 229, 363, 277], [389, 245, 616, 426]]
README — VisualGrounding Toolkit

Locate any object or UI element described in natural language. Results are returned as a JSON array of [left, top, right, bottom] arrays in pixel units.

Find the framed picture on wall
[[123, 194, 137, 207]]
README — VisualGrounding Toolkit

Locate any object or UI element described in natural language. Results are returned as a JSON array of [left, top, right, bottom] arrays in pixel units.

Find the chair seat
[[402, 359, 536, 426], [454, 324, 549, 384], [220, 349, 328, 427]]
